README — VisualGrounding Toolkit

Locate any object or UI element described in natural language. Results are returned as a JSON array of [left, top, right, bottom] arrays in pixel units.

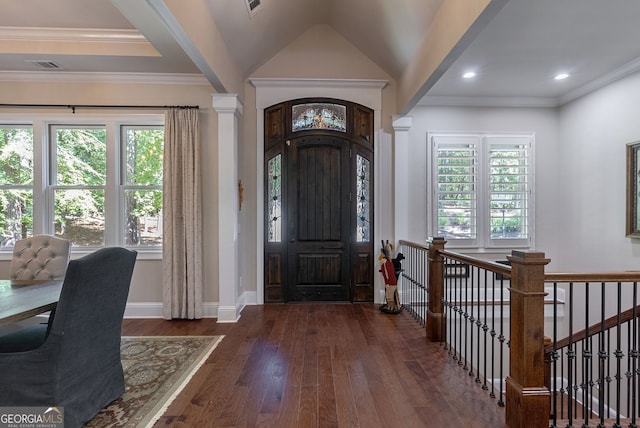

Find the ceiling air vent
[[24, 60, 63, 70], [245, 0, 262, 17]]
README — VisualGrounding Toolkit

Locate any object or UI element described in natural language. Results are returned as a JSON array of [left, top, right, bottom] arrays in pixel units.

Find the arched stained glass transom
[[291, 103, 347, 132]]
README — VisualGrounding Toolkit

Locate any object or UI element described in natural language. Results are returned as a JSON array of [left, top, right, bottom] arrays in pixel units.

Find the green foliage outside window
[[436, 148, 476, 239], [435, 139, 529, 242], [0, 127, 33, 244], [0, 125, 164, 247], [55, 128, 106, 240], [124, 127, 164, 246]]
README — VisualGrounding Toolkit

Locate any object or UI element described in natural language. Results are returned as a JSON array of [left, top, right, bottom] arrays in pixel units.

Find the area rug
[[84, 335, 224, 428]]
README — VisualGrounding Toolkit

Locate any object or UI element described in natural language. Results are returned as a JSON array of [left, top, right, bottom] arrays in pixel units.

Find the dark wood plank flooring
[[122, 304, 506, 427]]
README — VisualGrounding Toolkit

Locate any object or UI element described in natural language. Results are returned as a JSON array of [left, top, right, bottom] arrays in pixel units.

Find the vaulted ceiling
[[2, 0, 640, 112]]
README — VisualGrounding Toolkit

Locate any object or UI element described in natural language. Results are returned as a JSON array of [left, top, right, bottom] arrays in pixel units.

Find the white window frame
[[428, 132, 535, 250], [120, 124, 164, 248], [0, 113, 164, 259]]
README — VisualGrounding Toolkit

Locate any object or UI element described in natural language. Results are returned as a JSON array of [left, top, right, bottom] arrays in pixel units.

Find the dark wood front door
[[264, 98, 374, 303], [287, 135, 350, 301]]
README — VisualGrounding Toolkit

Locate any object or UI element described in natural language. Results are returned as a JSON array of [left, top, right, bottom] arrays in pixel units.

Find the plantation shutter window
[[434, 135, 479, 246], [431, 133, 533, 249], [487, 136, 530, 245]]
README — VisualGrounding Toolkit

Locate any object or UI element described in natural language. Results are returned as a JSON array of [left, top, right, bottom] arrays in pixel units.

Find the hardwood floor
[[122, 304, 506, 427]]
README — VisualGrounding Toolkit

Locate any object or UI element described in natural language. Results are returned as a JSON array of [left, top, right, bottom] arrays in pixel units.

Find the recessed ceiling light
[[462, 71, 476, 79], [554, 73, 570, 80]]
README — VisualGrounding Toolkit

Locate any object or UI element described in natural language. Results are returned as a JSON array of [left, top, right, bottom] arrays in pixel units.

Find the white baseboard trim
[[123, 302, 220, 319], [243, 291, 258, 305], [123, 292, 258, 321], [216, 290, 258, 323]]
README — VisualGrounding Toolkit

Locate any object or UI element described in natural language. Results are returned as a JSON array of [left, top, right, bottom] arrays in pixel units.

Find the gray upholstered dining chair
[[9, 234, 71, 280], [0, 247, 137, 428]]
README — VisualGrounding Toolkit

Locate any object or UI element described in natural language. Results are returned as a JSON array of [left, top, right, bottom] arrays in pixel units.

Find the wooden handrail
[[440, 249, 512, 279], [545, 304, 640, 354], [545, 271, 640, 282], [398, 239, 429, 251], [543, 272, 640, 354]]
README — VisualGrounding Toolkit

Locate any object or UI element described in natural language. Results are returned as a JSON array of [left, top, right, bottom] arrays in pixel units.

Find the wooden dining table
[[0, 279, 63, 325]]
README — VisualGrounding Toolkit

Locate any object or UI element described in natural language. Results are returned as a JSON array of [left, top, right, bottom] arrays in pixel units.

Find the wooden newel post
[[427, 237, 446, 342], [506, 250, 551, 428]]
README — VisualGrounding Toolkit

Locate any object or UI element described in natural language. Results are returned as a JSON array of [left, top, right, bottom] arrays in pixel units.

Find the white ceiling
[[1, 0, 640, 109], [204, 0, 445, 79], [424, 0, 640, 107]]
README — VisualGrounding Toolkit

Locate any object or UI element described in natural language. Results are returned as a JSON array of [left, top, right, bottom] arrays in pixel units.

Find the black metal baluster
[[560, 347, 566, 424], [416, 247, 420, 321], [463, 262, 469, 371], [469, 266, 480, 376], [568, 282, 575, 425], [475, 265, 482, 384], [419, 247, 424, 325], [628, 309, 633, 419], [405, 248, 417, 318], [455, 262, 467, 366], [586, 336, 596, 426], [583, 284, 591, 424], [597, 281, 606, 428], [450, 258, 457, 358], [482, 268, 489, 390], [497, 274, 505, 407], [490, 271, 497, 399], [606, 329, 611, 421], [448, 257, 453, 351], [631, 281, 638, 428], [412, 245, 416, 320], [411, 246, 417, 321], [551, 281, 559, 427], [456, 261, 463, 365], [441, 254, 447, 347], [614, 282, 622, 428]]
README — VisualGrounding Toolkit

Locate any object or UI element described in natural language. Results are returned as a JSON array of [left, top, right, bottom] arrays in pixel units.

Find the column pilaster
[[212, 93, 243, 322]]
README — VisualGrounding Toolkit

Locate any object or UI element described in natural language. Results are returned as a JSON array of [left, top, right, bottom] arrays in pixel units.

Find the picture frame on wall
[[626, 141, 640, 237]]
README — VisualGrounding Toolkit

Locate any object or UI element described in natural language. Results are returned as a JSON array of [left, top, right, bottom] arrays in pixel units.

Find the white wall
[[403, 105, 562, 265], [402, 69, 640, 273], [0, 76, 220, 316], [5, 35, 640, 315], [558, 71, 640, 271], [240, 24, 396, 302]]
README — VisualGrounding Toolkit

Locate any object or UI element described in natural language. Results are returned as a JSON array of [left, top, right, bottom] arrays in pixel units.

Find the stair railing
[[545, 273, 640, 428]]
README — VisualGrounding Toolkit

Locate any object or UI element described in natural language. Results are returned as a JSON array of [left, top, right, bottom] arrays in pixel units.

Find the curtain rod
[[0, 104, 199, 113]]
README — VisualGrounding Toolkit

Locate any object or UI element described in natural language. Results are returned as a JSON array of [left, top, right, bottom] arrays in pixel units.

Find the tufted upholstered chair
[[9, 235, 71, 280]]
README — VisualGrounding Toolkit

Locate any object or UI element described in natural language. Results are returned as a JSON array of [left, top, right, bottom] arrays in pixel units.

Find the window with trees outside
[[0, 116, 164, 254], [429, 132, 533, 249]]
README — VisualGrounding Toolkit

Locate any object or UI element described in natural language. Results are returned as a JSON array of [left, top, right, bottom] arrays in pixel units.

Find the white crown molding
[[0, 71, 209, 85], [392, 115, 413, 131], [0, 26, 146, 43], [558, 56, 640, 106], [250, 77, 388, 90], [417, 95, 558, 108]]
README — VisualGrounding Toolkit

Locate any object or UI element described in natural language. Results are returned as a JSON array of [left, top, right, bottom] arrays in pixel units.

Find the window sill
[[0, 247, 162, 261]]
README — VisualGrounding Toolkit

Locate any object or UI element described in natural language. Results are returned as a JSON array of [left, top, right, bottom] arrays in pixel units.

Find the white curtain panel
[[162, 108, 202, 319]]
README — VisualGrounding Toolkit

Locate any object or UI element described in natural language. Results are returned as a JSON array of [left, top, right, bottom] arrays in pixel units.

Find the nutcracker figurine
[[379, 241, 402, 314]]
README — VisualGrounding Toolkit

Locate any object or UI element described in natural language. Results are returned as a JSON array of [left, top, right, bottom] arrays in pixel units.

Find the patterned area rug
[[84, 335, 224, 428]]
